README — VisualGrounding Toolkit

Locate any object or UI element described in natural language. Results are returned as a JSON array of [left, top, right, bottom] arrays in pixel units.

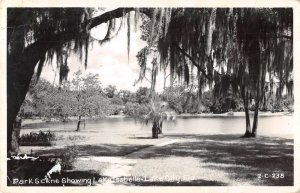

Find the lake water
[[22, 114, 294, 139]]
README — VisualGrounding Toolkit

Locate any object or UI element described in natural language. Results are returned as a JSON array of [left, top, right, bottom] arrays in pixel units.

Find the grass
[[16, 132, 293, 186], [34, 144, 152, 157], [127, 134, 293, 186]]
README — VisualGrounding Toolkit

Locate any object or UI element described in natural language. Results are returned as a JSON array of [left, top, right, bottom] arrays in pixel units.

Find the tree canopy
[[7, 7, 293, 151], [134, 8, 293, 137]]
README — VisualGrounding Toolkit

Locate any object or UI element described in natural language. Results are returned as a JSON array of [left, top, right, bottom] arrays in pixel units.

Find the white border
[[0, 1, 299, 193]]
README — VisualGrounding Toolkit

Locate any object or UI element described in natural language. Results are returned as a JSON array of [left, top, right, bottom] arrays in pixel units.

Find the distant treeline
[[20, 71, 293, 120]]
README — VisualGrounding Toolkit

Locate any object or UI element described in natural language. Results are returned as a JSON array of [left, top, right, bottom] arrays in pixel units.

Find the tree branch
[[88, 8, 152, 30], [22, 8, 153, 59], [175, 44, 210, 79]]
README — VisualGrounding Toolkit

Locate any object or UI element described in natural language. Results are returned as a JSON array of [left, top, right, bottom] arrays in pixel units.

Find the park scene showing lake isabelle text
[[7, 7, 294, 186]]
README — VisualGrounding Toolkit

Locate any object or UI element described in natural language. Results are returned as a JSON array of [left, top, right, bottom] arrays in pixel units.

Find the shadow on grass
[[34, 144, 152, 157], [127, 134, 293, 186], [15, 134, 294, 186], [128, 136, 153, 139]]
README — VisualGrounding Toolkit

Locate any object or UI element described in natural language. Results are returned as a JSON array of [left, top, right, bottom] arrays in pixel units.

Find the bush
[[68, 135, 86, 141], [123, 102, 150, 117], [19, 130, 56, 146], [168, 99, 184, 114], [110, 97, 124, 105], [110, 104, 124, 115], [60, 145, 79, 170], [272, 100, 285, 112]]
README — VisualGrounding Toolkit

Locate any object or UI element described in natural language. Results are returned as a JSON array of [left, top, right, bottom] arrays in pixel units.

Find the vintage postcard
[[0, 0, 299, 193]]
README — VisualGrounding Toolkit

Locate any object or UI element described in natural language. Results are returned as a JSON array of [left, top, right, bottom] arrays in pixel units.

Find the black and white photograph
[[1, 1, 299, 192]]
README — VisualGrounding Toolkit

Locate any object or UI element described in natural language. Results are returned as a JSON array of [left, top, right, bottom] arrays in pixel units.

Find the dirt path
[[77, 137, 253, 186], [77, 139, 184, 185]]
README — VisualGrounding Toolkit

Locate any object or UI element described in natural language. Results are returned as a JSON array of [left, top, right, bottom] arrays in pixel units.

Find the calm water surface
[[23, 115, 294, 139]]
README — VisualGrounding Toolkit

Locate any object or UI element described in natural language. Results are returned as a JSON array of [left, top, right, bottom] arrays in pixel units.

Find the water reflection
[[22, 115, 293, 139]]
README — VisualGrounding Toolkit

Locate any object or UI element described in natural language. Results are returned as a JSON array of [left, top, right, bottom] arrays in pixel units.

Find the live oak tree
[[137, 8, 293, 138], [7, 7, 293, 152], [210, 9, 293, 137], [7, 8, 151, 152], [8, 8, 90, 152]]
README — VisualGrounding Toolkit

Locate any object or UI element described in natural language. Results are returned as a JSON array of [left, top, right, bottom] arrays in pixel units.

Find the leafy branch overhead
[[7, 7, 293, 151], [8, 8, 292, 93]]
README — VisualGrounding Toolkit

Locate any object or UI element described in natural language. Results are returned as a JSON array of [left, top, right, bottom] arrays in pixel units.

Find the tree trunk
[[6, 8, 153, 152], [7, 45, 48, 152], [197, 69, 203, 113], [152, 121, 159, 138], [10, 117, 22, 153], [243, 104, 252, 137], [158, 120, 163, 134], [163, 68, 167, 100], [262, 93, 267, 111], [83, 116, 86, 129], [251, 99, 260, 137], [76, 115, 82, 132], [242, 91, 252, 138]]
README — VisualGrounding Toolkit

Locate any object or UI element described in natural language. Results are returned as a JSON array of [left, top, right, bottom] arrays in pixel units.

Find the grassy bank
[[128, 134, 293, 186], [16, 133, 294, 186]]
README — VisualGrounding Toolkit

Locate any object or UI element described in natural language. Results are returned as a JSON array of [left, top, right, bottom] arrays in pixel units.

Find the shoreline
[[21, 111, 293, 127], [178, 111, 293, 118]]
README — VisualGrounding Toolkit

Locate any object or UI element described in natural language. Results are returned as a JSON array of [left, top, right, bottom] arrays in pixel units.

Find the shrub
[[60, 145, 79, 170], [123, 102, 150, 117], [110, 97, 124, 105], [272, 100, 285, 112], [19, 130, 56, 146], [168, 99, 183, 114], [68, 135, 86, 141]]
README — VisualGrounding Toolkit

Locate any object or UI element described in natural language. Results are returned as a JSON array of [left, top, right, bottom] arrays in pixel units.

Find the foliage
[[104, 85, 117, 98], [8, 8, 294, 152], [19, 130, 56, 146], [163, 86, 185, 113], [23, 72, 117, 119], [118, 90, 136, 104], [23, 74, 292, 121], [7, 8, 148, 152], [135, 8, 293, 136], [123, 102, 150, 117], [7, 8, 96, 83], [60, 145, 79, 170], [282, 95, 294, 113], [17, 8, 294, 134], [145, 98, 169, 124], [110, 97, 124, 105], [135, 87, 151, 104]]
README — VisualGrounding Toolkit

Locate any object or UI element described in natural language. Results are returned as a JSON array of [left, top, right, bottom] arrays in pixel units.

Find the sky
[[39, 12, 169, 92]]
